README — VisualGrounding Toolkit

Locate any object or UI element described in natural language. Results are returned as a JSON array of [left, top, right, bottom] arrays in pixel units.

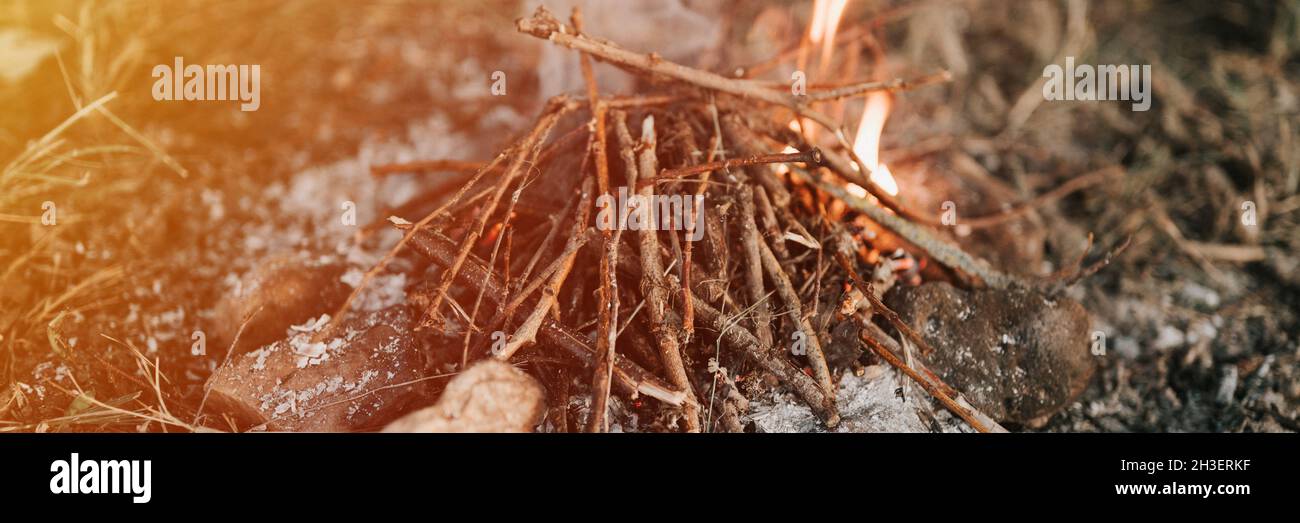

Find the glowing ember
[[852, 92, 900, 196]]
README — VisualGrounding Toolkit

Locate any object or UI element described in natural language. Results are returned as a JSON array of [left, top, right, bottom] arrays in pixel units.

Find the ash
[[748, 367, 965, 433]]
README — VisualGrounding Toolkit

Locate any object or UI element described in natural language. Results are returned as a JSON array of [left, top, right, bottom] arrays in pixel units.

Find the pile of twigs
[[336, 6, 1052, 432]]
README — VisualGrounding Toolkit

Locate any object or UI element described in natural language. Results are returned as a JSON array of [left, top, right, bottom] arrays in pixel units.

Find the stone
[[885, 282, 1095, 423], [213, 253, 351, 354], [205, 306, 434, 432], [383, 360, 544, 433]]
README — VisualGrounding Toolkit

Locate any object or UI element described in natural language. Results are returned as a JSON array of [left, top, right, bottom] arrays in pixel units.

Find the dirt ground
[[1, 0, 1296, 432]]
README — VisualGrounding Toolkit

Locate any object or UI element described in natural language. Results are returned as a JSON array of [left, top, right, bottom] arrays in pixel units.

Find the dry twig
[[631, 116, 702, 432]]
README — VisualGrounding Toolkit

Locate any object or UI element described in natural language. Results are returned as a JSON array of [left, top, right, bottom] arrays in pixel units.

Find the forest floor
[[1, 0, 1295, 432]]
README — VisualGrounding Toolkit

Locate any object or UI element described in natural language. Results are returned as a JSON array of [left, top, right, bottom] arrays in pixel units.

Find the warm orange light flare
[[809, 0, 850, 70], [808, 0, 830, 43], [806, 0, 897, 198], [852, 92, 900, 196]]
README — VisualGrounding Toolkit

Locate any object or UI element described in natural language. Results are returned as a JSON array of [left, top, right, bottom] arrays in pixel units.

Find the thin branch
[[574, 6, 620, 434], [322, 156, 508, 340], [801, 70, 952, 102], [369, 159, 486, 177], [420, 97, 577, 329], [801, 168, 1018, 288], [963, 167, 1123, 228], [399, 225, 687, 407], [834, 251, 940, 358], [497, 178, 595, 360], [737, 185, 775, 348], [758, 227, 834, 396], [630, 115, 702, 432], [641, 148, 822, 189], [860, 330, 997, 433]]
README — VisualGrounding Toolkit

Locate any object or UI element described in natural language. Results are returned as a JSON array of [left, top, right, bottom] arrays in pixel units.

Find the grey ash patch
[[747, 367, 963, 433]]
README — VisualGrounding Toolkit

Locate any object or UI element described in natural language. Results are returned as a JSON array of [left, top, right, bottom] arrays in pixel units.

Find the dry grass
[[1, 0, 521, 431]]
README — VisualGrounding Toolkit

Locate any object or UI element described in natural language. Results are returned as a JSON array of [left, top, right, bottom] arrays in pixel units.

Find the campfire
[[21, 0, 1290, 436], [195, 4, 1117, 433]]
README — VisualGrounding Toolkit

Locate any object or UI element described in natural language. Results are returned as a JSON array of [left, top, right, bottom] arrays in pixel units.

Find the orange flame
[[806, 0, 899, 198], [808, 0, 850, 71], [852, 92, 899, 197]]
